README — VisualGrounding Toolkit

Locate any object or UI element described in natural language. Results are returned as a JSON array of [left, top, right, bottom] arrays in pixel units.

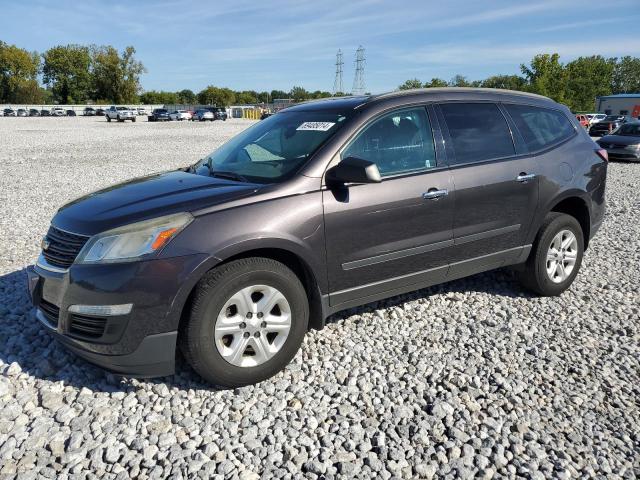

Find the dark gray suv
[[27, 88, 607, 386]]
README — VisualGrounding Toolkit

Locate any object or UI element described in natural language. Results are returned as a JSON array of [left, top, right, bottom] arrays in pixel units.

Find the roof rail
[[367, 87, 549, 102]]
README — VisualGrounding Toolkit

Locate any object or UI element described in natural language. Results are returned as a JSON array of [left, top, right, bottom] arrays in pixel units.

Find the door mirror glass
[[326, 156, 381, 184]]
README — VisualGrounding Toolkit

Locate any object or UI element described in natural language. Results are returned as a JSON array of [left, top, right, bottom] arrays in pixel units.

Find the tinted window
[[505, 104, 575, 151], [440, 103, 515, 164], [342, 107, 436, 177]]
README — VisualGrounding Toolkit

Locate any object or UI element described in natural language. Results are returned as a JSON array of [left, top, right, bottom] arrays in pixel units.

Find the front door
[[323, 106, 455, 307]]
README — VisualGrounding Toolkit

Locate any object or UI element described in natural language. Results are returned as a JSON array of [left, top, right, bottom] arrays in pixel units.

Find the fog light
[[68, 304, 132, 316]]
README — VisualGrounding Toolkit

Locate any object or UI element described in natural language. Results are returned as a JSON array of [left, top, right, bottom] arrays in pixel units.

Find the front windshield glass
[[615, 123, 640, 136], [205, 110, 350, 183], [604, 115, 622, 121]]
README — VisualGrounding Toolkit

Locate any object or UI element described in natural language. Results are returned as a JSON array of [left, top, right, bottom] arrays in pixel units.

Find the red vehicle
[[576, 114, 589, 128]]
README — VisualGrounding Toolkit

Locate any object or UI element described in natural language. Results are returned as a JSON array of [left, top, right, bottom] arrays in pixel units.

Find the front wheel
[[518, 212, 584, 296], [107, 116, 111, 122], [132, 117, 136, 122], [180, 258, 309, 387]]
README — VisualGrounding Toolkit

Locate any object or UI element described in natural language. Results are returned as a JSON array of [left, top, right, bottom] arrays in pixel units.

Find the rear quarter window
[[505, 104, 575, 152]]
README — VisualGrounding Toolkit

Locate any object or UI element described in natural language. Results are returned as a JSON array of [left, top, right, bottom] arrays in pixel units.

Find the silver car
[[192, 109, 214, 121]]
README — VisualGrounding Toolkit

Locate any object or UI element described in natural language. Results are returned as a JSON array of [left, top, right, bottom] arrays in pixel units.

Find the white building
[[595, 94, 640, 118]]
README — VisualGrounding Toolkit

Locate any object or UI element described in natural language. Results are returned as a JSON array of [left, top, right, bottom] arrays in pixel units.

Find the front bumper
[[27, 252, 208, 377], [604, 148, 640, 161]]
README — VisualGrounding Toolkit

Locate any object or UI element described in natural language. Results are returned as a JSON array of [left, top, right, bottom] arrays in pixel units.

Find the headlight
[[76, 212, 193, 264], [626, 144, 640, 151]]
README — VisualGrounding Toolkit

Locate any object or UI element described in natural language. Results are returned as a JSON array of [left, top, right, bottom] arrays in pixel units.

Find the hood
[[597, 134, 640, 146], [53, 170, 260, 235]]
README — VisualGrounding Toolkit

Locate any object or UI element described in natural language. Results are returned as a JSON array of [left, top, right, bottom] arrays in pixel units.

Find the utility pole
[[352, 46, 366, 95], [333, 49, 344, 96]]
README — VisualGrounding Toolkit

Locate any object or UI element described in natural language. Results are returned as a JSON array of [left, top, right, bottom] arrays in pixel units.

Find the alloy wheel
[[546, 229, 578, 283]]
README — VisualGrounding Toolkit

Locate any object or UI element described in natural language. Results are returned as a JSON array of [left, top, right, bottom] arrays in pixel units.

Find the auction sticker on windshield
[[296, 122, 335, 131]]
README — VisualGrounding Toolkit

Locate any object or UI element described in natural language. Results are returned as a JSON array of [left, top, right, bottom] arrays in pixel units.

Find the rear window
[[440, 103, 515, 164], [505, 104, 575, 151]]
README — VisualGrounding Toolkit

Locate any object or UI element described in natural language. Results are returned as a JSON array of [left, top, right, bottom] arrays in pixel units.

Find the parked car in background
[[67, 110, 77, 117], [169, 110, 192, 121], [51, 107, 66, 117], [137, 107, 147, 116], [575, 114, 589, 128], [27, 89, 607, 386], [192, 109, 214, 121], [17, 109, 28, 117], [95, 108, 105, 116], [260, 112, 274, 120], [29, 109, 40, 116], [3, 108, 16, 116], [210, 107, 228, 121], [106, 106, 137, 122], [83, 107, 96, 116], [40, 109, 51, 116], [148, 108, 170, 122], [596, 121, 640, 161], [588, 115, 633, 136], [586, 113, 606, 125]]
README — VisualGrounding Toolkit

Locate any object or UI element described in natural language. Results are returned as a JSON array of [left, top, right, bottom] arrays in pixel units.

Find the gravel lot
[[0, 117, 638, 479]]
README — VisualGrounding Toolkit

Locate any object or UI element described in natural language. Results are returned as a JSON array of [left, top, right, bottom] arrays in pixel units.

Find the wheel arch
[[173, 246, 327, 345], [548, 195, 591, 249]]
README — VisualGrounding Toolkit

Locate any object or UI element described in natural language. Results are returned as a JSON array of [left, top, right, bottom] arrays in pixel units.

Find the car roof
[[285, 88, 555, 113]]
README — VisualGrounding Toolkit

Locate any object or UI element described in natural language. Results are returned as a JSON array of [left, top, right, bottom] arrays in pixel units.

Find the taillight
[[596, 148, 608, 162]]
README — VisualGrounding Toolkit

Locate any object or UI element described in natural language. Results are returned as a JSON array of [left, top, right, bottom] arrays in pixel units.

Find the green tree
[[0, 41, 41, 103], [423, 78, 448, 88], [481, 74, 527, 91], [176, 89, 196, 104], [91, 45, 145, 104], [290, 86, 309, 102], [398, 78, 423, 90], [139, 90, 179, 104], [564, 56, 614, 111], [235, 90, 258, 104], [270, 89, 288, 100], [611, 56, 640, 94], [449, 75, 472, 87], [42, 44, 91, 104], [197, 86, 235, 106], [520, 53, 567, 103]]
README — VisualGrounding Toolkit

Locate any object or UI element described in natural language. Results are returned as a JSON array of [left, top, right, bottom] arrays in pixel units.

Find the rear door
[[323, 106, 455, 307], [436, 102, 539, 274]]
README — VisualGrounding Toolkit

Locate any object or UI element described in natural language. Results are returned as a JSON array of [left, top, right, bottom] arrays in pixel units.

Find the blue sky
[[3, 0, 640, 93]]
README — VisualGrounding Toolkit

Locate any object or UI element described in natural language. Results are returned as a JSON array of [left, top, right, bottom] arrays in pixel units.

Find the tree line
[[3, 40, 639, 110], [398, 54, 640, 112], [1, 41, 145, 104]]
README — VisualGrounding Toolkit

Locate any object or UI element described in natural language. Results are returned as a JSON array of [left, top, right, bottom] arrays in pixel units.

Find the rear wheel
[[181, 258, 308, 387], [518, 212, 584, 296], [132, 117, 136, 122], [107, 116, 111, 122]]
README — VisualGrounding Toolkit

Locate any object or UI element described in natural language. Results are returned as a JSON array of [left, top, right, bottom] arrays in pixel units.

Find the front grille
[[42, 226, 90, 269], [39, 300, 60, 327], [69, 314, 107, 339]]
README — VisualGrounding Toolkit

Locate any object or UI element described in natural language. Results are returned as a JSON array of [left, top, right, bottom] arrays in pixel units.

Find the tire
[[107, 116, 111, 122], [518, 212, 584, 296], [180, 258, 309, 387], [132, 117, 136, 122]]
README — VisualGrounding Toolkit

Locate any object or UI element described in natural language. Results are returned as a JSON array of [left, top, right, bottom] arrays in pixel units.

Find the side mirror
[[326, 156, 382, 185]]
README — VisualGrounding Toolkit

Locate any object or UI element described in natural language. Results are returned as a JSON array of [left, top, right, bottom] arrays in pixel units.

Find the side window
[[440, 103, 515, 164], [505, 104, 575, 152], [342, 107, 436, 177]]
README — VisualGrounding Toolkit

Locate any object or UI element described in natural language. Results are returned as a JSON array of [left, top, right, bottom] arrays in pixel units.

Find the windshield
[[604, 115, 622, 121], [205, 110, 350, 183], [615, 123, 640, 136]]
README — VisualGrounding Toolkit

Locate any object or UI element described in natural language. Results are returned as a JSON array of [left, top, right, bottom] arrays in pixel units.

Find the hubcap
[[546, 229, 578, 283], [214, 285, 291, 368]]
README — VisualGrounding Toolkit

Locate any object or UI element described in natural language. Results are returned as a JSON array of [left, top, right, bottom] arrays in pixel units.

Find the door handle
[[516, 173, 536, 182], [422, 188, 448, 200]]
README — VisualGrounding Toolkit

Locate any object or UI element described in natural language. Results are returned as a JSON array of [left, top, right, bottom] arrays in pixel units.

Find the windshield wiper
[[210, 170, 249, 182]]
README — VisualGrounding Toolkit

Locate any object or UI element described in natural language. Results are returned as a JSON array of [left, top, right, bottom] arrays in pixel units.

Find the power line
[[352, 46, 366, 95], [333, 49, 344, 96]]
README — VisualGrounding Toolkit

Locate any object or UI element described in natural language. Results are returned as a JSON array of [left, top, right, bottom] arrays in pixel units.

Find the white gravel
[[0, 117, 639, 479]]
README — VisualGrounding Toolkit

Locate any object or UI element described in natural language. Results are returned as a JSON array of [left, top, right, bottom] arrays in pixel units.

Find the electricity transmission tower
[[352, 46, 366, 95], [333, 49, 344, 95]]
